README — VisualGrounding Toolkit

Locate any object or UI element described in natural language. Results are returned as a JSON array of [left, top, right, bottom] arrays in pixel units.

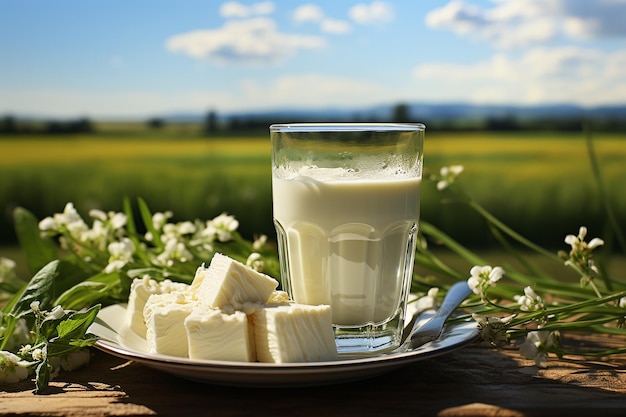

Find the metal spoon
[[402, 281, 472, 351]]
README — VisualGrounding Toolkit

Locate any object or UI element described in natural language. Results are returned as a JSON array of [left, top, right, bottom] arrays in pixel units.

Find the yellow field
[[2, 131, 624, 171], [1, 129, 624, 248], [0, 137, 270, 166]]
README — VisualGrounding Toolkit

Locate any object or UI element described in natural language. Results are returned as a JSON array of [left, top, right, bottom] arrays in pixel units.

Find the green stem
[[420, 221, 488, 266], [487, 223, 554, 282], [468, 200, 562, 263], [584, 124, 626, 256]]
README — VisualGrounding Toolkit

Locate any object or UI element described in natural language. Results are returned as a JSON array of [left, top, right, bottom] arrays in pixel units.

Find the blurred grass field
[[1, 125, 625, 253]]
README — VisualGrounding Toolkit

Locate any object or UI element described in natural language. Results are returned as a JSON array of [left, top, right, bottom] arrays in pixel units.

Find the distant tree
[[204, 110, 218, 134], [73, 117, 93, 133], [43, 118, 93, 134], [148, 117, 165, 129], [0, 115, 17, 134], [485, 116, 517, 131], [391, 103, 411, 123]]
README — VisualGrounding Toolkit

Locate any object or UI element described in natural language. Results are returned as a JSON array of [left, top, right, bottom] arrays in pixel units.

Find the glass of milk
[[270, 123, 425, 354]]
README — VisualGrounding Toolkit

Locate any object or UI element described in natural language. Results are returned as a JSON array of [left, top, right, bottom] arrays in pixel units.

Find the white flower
[[88, 209, 107, 222], [515, 286, 545, 312], [47, 305, 66, 321], [564, 226, 604, 253], [152, 211, 173, 231], [620, 297, 626, 308], [205, 213, 239, 242], [79, 220, 108, 251], [246, 252, 264, 272], [38, 216, 57, 232], [105, 238, 136, 273], [467, 265, 504, 299], [38, 202, 89, 239], [90, 209, 127, 232], [252, 234, 268, 250], [31, 348, 44, 361], [162, 221, 196, 241], [435, 165, 464, 190], [154, 238, 193, 267], [519, 330, 558, 368], [471, 313, 515, 344], [0, 351, 30, 383]]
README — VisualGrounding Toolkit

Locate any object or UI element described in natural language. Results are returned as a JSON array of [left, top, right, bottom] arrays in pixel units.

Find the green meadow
[[1, 125, 625, 252]]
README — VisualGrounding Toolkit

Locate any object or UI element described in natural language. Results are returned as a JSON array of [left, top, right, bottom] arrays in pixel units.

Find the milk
[[272, 168, 421, 327]]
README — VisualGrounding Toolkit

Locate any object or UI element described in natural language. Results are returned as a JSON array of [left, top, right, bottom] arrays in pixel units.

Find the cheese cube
[[253, 304, 337, 363], [193, 253, 278, 309], [144, 292, 196, 357], [126, 276, 189, 337], [184, 307, 255, 362]]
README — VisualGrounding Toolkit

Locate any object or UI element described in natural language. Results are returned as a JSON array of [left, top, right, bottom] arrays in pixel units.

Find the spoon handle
[[409, 281, 472, 349]]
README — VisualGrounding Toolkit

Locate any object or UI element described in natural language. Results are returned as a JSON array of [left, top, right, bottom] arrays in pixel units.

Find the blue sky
[[1, 0, 625, 118]]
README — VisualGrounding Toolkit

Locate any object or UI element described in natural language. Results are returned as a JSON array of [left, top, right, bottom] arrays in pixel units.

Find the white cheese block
[[253, 304, 338, 363], [184, 307, 255, 362], [194, 253, 278, 309], [144, 292, 196, 357], [126, 276, 189, 337]]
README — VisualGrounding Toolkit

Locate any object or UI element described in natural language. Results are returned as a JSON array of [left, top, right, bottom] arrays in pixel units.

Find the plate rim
[[89, 303, 480, 383]]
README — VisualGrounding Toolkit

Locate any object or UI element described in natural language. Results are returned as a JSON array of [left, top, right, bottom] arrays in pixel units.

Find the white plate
[[89, 304, 480, 387]]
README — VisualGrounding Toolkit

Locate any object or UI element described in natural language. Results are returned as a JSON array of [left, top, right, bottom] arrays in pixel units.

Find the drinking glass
[[271, 123, 425, 354]]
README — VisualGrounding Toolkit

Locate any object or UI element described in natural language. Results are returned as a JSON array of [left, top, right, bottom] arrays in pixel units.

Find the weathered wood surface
[[1, 340, 626, 417]]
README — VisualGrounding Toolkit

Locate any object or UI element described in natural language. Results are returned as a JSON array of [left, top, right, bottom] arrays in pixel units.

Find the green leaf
[[54, 282, 110, 310], [56, 304, 100, 340], [54, 260, 93, 297], [123, 198, 151, 265], [13, 207, 58, 276], [34, 358, 50, 395], [9, 260, 60, 317], [137, 198, 164, 250], [0, 314, 19, 350], [47, 336, 98, 357], [6, 258, 94, 318]]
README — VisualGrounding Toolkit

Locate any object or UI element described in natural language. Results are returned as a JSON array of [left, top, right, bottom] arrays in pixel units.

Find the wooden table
[[2, 337, 626, 417]]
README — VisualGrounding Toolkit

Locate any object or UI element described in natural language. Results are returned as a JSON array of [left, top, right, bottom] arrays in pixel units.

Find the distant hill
[[163, 102, 626, 124]]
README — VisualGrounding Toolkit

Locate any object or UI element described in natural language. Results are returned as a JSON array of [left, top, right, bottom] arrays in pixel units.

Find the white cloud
[[425, 0, 485, 35], [165, 17, 325, 65], [558, 0, 626, 38], [426, 0, 626, 48], [220, 1, 274, 18], [412, 46, 626, 106], [349, 1, 394, 25], [293, 4, 352, 35], [320, 18, 352, 34], [293, 4, 324, 23]]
